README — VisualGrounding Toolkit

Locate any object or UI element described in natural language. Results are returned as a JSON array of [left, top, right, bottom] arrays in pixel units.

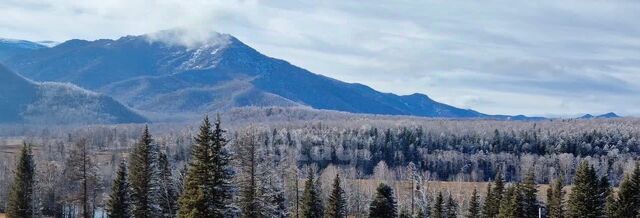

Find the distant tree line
[[5, 116, 640, 217]]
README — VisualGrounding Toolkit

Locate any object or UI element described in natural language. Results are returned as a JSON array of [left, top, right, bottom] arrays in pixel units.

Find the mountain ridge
[[1, 30, 539, 120]]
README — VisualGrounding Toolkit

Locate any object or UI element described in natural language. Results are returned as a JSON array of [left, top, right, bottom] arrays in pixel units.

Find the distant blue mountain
[[578, 112, 621, 119], [2, 30, 536, 119], [0, 64, 147, 124], [0, 38, 47, 61]]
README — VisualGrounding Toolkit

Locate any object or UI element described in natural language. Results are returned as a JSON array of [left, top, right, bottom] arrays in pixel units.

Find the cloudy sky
[[2, 0, 640, 117]]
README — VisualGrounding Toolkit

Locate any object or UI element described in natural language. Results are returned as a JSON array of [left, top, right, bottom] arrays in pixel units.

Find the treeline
[[5, 116, 640, 217]]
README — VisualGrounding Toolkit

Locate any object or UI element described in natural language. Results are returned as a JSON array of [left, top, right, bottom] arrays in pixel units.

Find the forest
[[1, 109, 640, 218]]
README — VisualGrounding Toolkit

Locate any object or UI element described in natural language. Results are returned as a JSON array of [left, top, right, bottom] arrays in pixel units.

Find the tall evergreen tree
[[498, 185, 520, 218], [325, 174, 346, 218], [7, 143, 35, 218], [482, 172, 504, 218], [369, 183, 397, 218], [301, 168, 323, 218], [520, 172, 538, 218], [466, 188, 480, 218], [178, 116, 234, 217], [481, 183, 493, 218], [107, 161, 131, 218], [445, 194, 458, 218], [613, 164, 640, 217], [128, 126, 162, 218], [431, 191, 444, 218], [596, 175, 610, 218], [546, 179, 564, 218], [567, 161, 600, 218]]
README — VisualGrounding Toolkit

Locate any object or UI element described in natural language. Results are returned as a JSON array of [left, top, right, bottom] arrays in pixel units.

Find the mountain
[[596, 112, 620, 118], [0, 38, 48, 61], [578, 112, 621, 119], [3, 29, 523, 119], [0, 64, 147, 124]]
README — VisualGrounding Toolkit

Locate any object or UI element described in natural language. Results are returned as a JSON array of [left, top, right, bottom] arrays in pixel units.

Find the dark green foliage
[[325, 174, 346, 218], [431, 192, 444, 218], [445, 194, 458, 218], [466, 188, 480, 218], [128, 126, 161, 218], [399, 209, 412, 218], [369, 183, 397, 218], [107, 161, 131, 218], [567, 161, 603, 218], [546, 179, 564, 218], [7, 143, 35, 218], [612, 164, 640, 217], [482, 172, 504, 218], [178, 116, 234, 217], [520, 173, 538, 218], [498, 185, 524, 218], [301, 168, 324, 218]]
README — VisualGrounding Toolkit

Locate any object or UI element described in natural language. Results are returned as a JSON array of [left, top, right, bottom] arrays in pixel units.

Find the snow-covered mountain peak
[[143, 28, 233, 49]]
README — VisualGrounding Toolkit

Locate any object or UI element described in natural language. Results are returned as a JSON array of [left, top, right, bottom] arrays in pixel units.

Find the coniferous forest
[[1, 110, 640, 218]]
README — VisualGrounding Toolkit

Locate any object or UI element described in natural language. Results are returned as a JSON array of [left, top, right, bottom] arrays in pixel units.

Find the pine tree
[[482, 172, 504, 218], [107, 161, 131, 218], [128, 126, 162, 218], [445, 194, 458, 218], [596, 175, 610, 218], [431, 191, 444, 218], [177, 116, 234, 217], [158, 151, 178, 217], [466, 188, 480, 218], [369, 183, 397, 218], [481, 183, 493, 218], [613, 164, 640, 217], [325, 174, 346, 218], [498, 185, 518, 218], [209, 115, 234, 216], [567, 161, 600, 218], [178, 117, 213, 217], [546, 179, 564, 218], [7, 143, 35, 218], [301, 168, 323, 218], [520, 172, 538, 218]]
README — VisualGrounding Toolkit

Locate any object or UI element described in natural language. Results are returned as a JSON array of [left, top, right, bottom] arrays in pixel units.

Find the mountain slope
[[0, 38, 47, 61], [0, 64, 147, 124], [4, 30, 499, 118]]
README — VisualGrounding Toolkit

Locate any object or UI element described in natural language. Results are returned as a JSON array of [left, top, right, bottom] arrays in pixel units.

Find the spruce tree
[[6, 143, 35, 218], [178, 117, 213, 217], [128, 126, 162, 218], [466, 188, 480, 218], [177, 116, 234, 217], [445, 194, 458, 218], [546, 179, 564, 218], [431, 191, 444, 218], [481, 183, 493, 218], [482, 172, 504, 218], [301, 168, 323, 218], [325, 174, 346, 218], [596, 175, 610, 218], [498, 185, 517, 218], [613, 164, 640, 217], [520, 172, 538, 218], [369, 183, 397, 218], [63, 140, 98, 218], [567, 161, 600, 218], [107, 161, 131, 218]]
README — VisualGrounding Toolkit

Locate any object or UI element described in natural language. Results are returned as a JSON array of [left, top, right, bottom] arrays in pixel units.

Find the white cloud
[[1, 0, 640, 116]]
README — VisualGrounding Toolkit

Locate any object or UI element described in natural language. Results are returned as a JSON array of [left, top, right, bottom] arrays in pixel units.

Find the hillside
[[0, 64, 147, 124]]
